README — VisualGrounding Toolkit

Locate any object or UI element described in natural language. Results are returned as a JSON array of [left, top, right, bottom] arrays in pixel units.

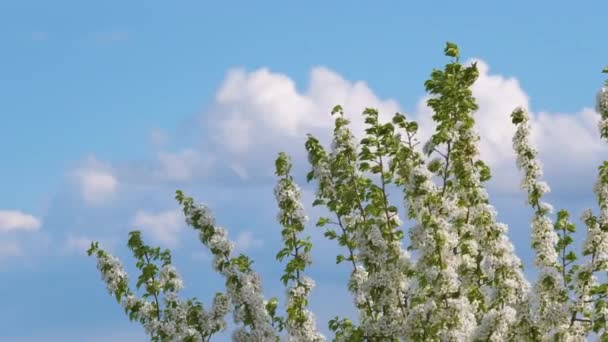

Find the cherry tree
[[88, 43, 608, 341]]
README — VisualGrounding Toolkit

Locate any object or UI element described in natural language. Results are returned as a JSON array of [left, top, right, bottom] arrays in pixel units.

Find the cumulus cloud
[[132, 209, 183, 247], [207, 67, 399, 154], [204, 61, 606, 194], [155, 149, 211, 182], [78, 148, 216, 188], [472, 60, 607, 194], [0, 210, 41, 232], [204, 66, 401, 181], [66, 60, 607, 212], [532, 108, 606, 180], [72, 157, 118, 205], [414, 59, 608, 193]]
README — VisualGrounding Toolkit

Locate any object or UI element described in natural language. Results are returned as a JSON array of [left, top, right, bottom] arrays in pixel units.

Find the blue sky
[[1, 1, 607, 341]]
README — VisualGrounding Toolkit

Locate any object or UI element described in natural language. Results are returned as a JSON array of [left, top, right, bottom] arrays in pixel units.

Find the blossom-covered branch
[[274, 152, 325, 342]]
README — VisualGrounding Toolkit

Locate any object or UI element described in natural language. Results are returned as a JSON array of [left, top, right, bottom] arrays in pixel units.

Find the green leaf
[[312, 198, 325, 207], [511, 107, 526, 124], [276, 247, 290, 261], [565, 251, 577, 262], [331, 105, 343, 115], [427, 158, 442, 173], [444, 42, 459, 58], [393, 230, 405, 240], [316, 217, 330, 227], [275, 152, 291, 176], [324, 229, 337, 240], [87, 241, 99, 256], [265, 297, 279, 317], [406, 121, 419, 133], [306, 170, 315, 183]]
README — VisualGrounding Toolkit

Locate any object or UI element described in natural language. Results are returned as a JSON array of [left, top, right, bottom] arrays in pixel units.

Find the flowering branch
[[274, 152, 325, 342]]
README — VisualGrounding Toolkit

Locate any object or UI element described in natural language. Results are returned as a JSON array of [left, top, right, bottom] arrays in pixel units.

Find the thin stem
[[142, 250, 162, 322]]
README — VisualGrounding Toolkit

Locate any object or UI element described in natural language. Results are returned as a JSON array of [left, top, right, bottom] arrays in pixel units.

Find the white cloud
[[156, 149, 211, 182], [72, 157, 118, 205], [466, 60, 531, 167], [0, 210, 41, 232], [132, 209, 183, 247], [413, 59, 607, 193], [200, 66, 402, 183], [71, 61, 606, 203], [215, 114, 256, 155], [207, 67, 400, 158], [234, 231, 263, 252], [87, 147, 216, 187], [533, 108, 606, 177]]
